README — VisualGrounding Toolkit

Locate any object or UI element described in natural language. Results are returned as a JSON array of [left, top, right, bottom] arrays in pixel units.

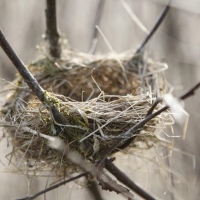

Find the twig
[[146, 98, 162, 116], [179, 82, 200, 100], [105, 161, 156, 200], [134, 0, 171, 55], [45, 0, 61, 58], [88, 0, 105, 54], [0, 28, 45, 102], [15, 172, 89, 200]]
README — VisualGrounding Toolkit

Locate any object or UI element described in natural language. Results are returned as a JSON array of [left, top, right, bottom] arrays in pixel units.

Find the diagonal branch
[[0, 28, 45, 102], [105, 161, 156, 200], [15, 172, 89, 200], [133, 0, 171, 56], [0, 28, 66, 125], [45, 0, 61, 58]]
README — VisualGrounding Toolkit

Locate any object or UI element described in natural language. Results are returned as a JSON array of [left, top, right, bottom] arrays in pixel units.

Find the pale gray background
[[0, 0, 200, 200]]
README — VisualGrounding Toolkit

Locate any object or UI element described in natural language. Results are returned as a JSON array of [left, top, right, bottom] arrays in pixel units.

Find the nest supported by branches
[[0, 49, 172, 176]]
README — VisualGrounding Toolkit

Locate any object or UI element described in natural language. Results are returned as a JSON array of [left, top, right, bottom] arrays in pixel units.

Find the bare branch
[[88, 0, 106, 54], [87, 179, 104, 200], [45, 0, 61, 58], [0, 28, 68, 126], [179, 82, 200, 100], [134, 0, 171, 56], [105, 161, 156, 200], [0, 28, 45, 102], [15, 172, 89, 200]]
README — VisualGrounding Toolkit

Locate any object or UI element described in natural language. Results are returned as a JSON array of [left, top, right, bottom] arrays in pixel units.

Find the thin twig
[[146, 97, 162, 116], [134, 0, 171, 55], [45, 0, 61, 58], [15, 172, 89, 200], [105, 161, 156, 200], [179, 82, 200, 100], [88, 0, 105, 54]]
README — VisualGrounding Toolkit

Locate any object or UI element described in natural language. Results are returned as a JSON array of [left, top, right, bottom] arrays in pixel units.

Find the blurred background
[[0, 0, 200, 199]]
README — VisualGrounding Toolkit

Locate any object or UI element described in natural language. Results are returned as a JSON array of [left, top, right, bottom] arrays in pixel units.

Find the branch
[[45, 0, 61, 58], [179, 82, 200, 100], [134, 0, 171, 56], [0, 28, 67, 125], [15, 172, 89, 200], [88, 0, 105, 54], [97, 170, 134, 199], [105, 161, 156, 200], [87, 179, 105, 200], [0, 28, 45, 102]]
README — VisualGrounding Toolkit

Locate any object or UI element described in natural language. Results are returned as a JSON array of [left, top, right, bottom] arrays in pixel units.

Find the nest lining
[[0, 50, 171, 175]]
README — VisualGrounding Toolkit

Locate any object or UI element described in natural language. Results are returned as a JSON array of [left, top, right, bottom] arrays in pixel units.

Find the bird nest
[[0, 49, 171, 176]]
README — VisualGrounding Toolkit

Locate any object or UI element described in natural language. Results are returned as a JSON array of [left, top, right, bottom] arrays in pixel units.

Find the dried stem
[[45, 0, 61, 58], [15, 172, 89, 200]]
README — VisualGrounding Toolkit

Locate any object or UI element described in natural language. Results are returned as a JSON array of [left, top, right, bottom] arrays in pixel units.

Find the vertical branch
[[88, 0, 105, 54], [45, 0, 61, 58]]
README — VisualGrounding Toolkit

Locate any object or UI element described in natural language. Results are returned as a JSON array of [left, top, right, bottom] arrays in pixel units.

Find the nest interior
[[0, 50, 171, 176]]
